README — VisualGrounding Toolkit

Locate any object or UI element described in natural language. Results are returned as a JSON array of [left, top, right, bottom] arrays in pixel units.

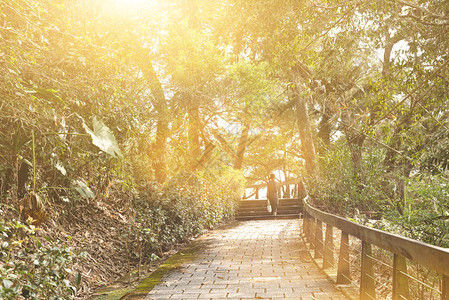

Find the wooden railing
[[243, 179, 306, 200], [302, 196, 449, 300]]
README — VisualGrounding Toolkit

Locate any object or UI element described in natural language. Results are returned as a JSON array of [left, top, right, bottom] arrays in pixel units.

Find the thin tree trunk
[[234, 125, 249, 170], [317, 110, 332, 155], [188, 104, 201, 170], [341, 106, 365, 173], [369, 32, 402, 125], [194, 143, 216, 170], [210, 128, 237, 160]]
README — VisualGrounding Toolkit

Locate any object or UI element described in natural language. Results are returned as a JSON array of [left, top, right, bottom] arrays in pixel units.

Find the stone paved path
[[145, 220, 347, 299]]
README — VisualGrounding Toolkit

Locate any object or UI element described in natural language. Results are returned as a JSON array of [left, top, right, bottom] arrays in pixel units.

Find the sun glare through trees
[[110, 0, 159, 10], [1, 0, 448, 298]]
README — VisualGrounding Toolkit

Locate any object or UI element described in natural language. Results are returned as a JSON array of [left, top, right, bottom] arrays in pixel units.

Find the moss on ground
[[89, 240, 204, 300]]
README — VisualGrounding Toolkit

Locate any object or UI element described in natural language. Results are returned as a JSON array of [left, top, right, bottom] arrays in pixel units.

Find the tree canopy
[[1, 0, 449, 297]]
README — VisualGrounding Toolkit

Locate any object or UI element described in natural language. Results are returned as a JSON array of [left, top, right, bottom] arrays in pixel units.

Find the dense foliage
[[0, 220, 81, 299], [129, 169, 244, 261], [1, 0, 449, 297]]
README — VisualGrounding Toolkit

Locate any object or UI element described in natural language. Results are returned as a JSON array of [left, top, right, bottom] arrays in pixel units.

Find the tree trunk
[[234, 125, 249, 170], [135, 54, 169, 183], [153, 118, 169, 183], [317, 109, 332, 155], [210, 128, 237, 160], [341, 106, 366, 173], [369, 32, 402, 125], [291, 82, 317, 176], [194, 143, 216, 170], [188, 103, 201, 170]]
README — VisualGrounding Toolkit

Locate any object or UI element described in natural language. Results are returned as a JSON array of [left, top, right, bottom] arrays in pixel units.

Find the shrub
[[126, 168, 245, 264], [383, 175, 449, 247], [0, 220, 81, 299], [308, 143, 388, 216], [309, 143, 449, 248]]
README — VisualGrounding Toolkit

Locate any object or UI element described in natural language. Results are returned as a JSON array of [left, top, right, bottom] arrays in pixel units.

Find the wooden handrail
[[245, 178, 300, 189], [303, 197, 449, 277], [302, 196, 449, 300], [243, 179, 304, 200]]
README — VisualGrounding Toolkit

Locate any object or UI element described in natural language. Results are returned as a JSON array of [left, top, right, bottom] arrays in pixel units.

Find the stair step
[[236, 212, 300, 218], [238, 204, 301, 210], [235, 214, 301, 221], [235, 198, 303, 220], [238, 202, 301, 208], [236, 207, 301, 213]]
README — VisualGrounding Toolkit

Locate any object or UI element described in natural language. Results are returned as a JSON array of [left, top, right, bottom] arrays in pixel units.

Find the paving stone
[[145, 220, 347, 299]]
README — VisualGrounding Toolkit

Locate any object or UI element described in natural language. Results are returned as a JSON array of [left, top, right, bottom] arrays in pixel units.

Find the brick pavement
[[145, 219, 347, 300]]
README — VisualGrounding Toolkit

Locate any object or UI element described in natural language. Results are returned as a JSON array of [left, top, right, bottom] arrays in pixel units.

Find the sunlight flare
[[110, 0, 159, 11]]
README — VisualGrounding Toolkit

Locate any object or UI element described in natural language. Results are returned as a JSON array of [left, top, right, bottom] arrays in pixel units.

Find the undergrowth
[[308, 143, 449, 248], [0, 220, 82, 299], [0, 167, 245, 299]]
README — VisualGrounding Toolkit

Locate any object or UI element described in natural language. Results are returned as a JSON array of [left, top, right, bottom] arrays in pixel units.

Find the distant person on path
[[267, 174, 279, 216]]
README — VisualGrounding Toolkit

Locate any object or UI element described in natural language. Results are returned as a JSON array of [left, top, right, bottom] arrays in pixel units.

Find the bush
[[0, 220, 81, 299], [309, 143, 449, 248], [308, 143, 388, 216], [383, 175, 449, 247], [126, 168, 245, 264]]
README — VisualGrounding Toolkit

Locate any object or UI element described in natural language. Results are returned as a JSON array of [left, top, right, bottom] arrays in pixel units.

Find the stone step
[[235, 198, 303, 220], [236, 207, 301, 215], [235, 213, 301, 221], [238, 205, 301, 211]]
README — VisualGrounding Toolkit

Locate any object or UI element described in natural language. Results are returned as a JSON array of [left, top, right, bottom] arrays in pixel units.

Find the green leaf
[[3, 279, 13, 289], [83, 117, 123, 158], [55, 161, 67, 175], [63, 279, 70, 287], [75, 272, 82, 286], [73, 180, 95, 199], [34, 88, 64, 105]]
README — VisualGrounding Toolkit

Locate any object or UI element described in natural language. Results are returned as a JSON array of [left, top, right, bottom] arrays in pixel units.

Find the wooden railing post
[[360, 241, 376, 300], [303, 197, 449, 300], [255, 188, 259, 199], [337, 231, 351, 284], [323, 224, 334, 269], [283, 184, 290, 198], [298, 180, 306, 199], [303, 212, 309, 240], [315, 220, 323, 259], [310, 217, 316, 249], [392, 254, 410, 300], [442, 275, 449, 300]]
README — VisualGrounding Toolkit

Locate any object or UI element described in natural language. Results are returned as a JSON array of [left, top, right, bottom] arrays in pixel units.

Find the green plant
[[0, 220, 82, 299], [123, 168, 244, 271], [383, 175, 449, 247], [309, 142, 388, 216]]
